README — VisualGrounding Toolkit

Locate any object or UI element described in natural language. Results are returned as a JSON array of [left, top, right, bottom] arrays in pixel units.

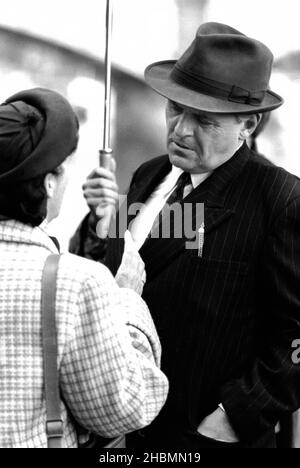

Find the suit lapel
[[139, 143, 251, 281], [113, 143, 251, 281], [108, 156, 171, 273], [139, 207, 235, 282], [125, 156, 172, 227]]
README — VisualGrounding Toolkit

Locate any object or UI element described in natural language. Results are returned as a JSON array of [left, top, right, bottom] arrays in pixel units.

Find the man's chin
[[169, 153, 190, 170]]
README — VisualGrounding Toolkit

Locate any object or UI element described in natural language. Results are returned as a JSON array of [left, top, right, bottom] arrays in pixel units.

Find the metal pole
[[102, 0, 113, 152], [98, 0, 114, 239]]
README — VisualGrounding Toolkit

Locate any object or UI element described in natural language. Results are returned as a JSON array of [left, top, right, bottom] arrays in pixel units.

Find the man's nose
[[173, 110, 195, 138]]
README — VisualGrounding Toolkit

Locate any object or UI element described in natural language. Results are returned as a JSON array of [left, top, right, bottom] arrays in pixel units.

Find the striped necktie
[[149, 172, 192, 238], [165, 172, 192, 205]]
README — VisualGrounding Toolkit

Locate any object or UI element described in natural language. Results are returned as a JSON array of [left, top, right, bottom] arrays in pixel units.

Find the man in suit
[[70, 22, 300, 448]]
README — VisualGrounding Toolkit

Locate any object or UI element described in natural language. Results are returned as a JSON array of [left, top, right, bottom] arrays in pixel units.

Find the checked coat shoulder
[[70, 143, 300, 447], [0, 220, 168, 448]]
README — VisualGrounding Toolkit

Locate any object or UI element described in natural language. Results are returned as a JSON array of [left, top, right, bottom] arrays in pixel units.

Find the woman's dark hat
[[0, 88, 78, 185], [145, 22, 283, 114]]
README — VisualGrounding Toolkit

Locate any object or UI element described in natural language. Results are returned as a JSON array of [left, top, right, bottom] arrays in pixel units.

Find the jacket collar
[[127, 142, 250, 208], [0, 219, 59, 254], [194, 141, 251, 208], [136, 143, 251, 281]]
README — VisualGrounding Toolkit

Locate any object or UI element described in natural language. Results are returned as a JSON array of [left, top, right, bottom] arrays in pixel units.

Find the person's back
[[0, 88, 168, 448]]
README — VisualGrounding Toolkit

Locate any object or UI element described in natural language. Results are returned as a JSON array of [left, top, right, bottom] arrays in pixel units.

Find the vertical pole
[[98, 0, 114, 239], [101, 0, 113, 153]]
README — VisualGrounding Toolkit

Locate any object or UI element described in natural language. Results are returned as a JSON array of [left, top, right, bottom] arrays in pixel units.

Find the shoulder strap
[[41, 254, 63, 449]]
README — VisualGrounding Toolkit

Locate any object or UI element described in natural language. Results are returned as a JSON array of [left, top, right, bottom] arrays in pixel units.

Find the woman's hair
[[0, 139, 78, 227]]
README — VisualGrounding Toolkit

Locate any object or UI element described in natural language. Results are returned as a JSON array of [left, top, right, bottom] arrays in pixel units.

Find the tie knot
[[166, 172, 192, 205], [177, 172, 191, 187]]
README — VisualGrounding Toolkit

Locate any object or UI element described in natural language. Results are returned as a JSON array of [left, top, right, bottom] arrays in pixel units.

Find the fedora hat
[[144, 22, 283, 114]]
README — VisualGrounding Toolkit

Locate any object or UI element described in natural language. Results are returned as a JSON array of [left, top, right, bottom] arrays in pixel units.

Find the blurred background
[[0, 0, 299, 447], [1, 0, 300, 247]]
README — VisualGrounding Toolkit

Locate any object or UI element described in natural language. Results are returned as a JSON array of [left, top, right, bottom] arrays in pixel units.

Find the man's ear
[[239, 115, 260, 141], [44, 173, 56, 198]]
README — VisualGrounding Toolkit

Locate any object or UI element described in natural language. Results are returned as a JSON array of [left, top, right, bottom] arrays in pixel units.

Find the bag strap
[[41, 254, 63, 449]]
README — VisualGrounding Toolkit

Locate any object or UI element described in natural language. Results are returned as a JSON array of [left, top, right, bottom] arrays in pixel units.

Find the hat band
[[171, 64, 266, 106]]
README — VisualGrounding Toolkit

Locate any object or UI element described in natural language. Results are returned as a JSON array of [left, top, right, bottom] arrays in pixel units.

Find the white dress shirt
[[130, 165, 211, 250]]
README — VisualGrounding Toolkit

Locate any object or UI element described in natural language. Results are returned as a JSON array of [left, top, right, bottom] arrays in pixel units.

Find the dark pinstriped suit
[[70, 143, 300, 448]]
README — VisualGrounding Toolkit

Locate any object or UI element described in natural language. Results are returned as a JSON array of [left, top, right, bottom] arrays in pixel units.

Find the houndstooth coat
[[0, 220, 168, 448]]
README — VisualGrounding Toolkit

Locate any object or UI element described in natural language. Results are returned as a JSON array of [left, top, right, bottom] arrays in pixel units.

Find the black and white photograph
[[0, 0, 299, 453]]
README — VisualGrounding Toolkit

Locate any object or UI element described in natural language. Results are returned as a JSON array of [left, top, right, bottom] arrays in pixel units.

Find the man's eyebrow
[[195, 111, 209, 118], [194, 110, 216, 121], [169, 101, 217, 122]]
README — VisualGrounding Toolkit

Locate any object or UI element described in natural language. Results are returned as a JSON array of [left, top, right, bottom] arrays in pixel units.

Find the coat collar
[[0, 219, 59, 254], [134, 143, 251, 281], [125, 156, 172, 224], [127, 142, 250, 207]]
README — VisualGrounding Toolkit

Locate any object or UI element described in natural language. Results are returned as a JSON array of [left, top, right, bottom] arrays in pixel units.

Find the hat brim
[[144, 61, 284, 114]]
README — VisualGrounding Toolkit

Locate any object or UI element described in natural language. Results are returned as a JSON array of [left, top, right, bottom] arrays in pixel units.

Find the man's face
[[166, 100, 246, 173]]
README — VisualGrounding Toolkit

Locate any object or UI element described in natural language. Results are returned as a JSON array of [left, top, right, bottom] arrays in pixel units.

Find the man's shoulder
[[132, 154, 169, 182], [248, 150, 300, 204]]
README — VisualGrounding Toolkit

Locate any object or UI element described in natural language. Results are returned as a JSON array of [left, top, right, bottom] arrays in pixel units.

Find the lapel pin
[[198, 223, 205, 257]]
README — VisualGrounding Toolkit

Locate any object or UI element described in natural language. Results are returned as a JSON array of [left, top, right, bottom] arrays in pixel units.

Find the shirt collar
[[190, 172, 212, 188], [170, 165, 212, 189]]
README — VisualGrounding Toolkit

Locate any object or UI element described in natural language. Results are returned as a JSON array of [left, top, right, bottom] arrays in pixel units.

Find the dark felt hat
[[145, 22, 283, 114], [0, 88, 78, 185]]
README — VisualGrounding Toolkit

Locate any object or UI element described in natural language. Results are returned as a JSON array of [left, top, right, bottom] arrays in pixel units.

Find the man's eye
[[169, 101, 181, 113], [196, 116, 216, 127], [197, 117, 211, 125]]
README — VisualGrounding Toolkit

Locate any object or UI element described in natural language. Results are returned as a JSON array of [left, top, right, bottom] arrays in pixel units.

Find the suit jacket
[[70, 143, 300, 447]]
